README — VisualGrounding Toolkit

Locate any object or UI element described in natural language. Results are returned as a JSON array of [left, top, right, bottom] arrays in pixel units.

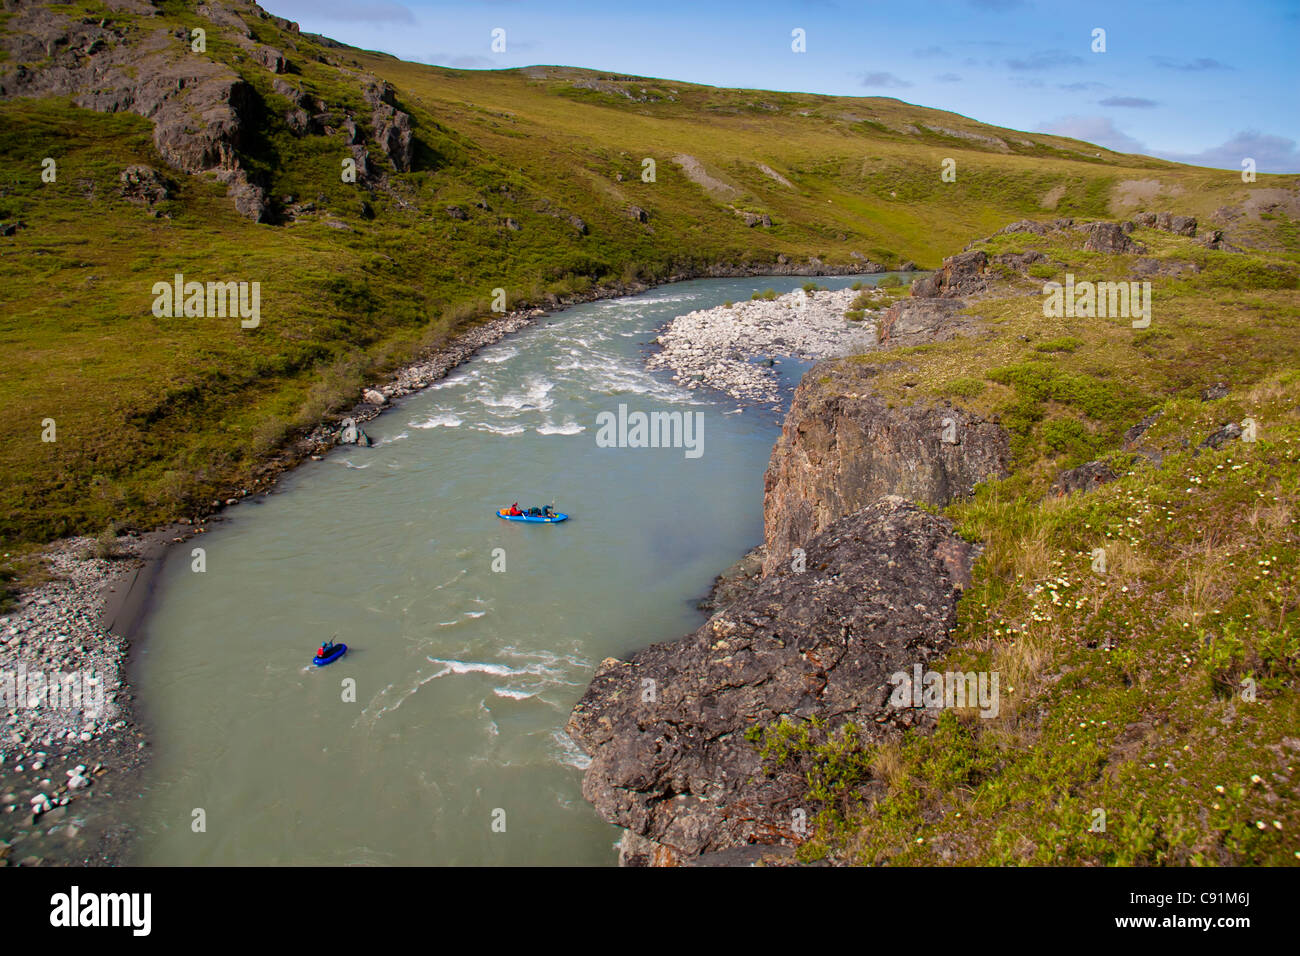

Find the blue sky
[[263, 0, 1300, 172]]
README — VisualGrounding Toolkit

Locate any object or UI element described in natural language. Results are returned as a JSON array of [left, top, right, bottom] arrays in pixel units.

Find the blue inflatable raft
[[312, 643, 347, 666], [497, 509, 568, 523]]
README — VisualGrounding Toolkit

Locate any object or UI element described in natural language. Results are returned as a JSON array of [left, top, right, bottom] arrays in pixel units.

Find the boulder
[[1198, 229, 1241, 252], [911, 250, 988, 298], [996, 219, 1050, 236], [362, 389, 387, 406], [1199, 421, 1242, 450], [993, 250, 1046, 273], [117, 164, 170, 205], [878, 298, 969, 346], [1049, 460, 1117, 497], [1156, 212, 1197, 236], [253, 45, 287, 74], [1084, 221, 1144, 254]]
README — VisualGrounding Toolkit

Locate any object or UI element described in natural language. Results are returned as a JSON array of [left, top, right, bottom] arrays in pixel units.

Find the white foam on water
[[426, 658, 522, 678], [338, 459, 371, 469], [493, 687, 537, 700], [481, 346, 519, 364], [427, 368, 476, 390], [477, 699, 500, 737], [357, 666, 448, 724], [464, 610, 486, 619], [411, 413, 462, 429], [535, 421, 584, 435], [432, 569, 467, 590], [550, 729, 592, 770], [475, 374, 556, 414], [472, 422, 526, 436], [377, 430, 410, 445]]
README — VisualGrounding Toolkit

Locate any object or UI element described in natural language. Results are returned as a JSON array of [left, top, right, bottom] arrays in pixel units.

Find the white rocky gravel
[[0, 535, 149, 863], [648, 286, 884, 404]]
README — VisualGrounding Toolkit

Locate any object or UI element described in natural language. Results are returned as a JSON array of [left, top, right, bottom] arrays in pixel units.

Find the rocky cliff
[[0, 0, 418, 220], [761, 361, 1010, 576], [565, 496, 977, 864]]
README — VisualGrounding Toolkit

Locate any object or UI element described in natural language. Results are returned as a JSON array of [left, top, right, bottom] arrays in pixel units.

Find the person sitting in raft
[[542, 505, 556, 518], [507, 502, 522, 516], [317, 641, 332, 658]]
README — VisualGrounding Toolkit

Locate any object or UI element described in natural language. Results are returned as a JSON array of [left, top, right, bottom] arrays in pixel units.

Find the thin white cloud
[[1036, 117, 1300, 173], [1035, 115, 1147, 153], [860, 71, 912, 89], [1100, 96, 1159, 108], [1007, 50, 1084, 71], [1150, 56, 1234, 71], [1158, 130, 1300, 174]]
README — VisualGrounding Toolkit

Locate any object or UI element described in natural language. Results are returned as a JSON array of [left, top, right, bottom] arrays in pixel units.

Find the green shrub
[[1034, 336, 1085, 353], [1042, 417, 1102, 460], [946, 376, 986, 399], [876, 274, 902, 288]]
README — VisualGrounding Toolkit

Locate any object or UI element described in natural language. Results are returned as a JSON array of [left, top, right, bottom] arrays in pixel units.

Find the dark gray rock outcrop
[[566, 496, 977, 862], [1084, 221, 1144, 254], [1049, 460, 1118, 497], [910, 250, 989, 298], [0, 5, 267, 220], [117, 164, 171, 207]]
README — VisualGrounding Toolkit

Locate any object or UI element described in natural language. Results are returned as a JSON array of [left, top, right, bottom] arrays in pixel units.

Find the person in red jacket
[[507, 502, 522, 515]]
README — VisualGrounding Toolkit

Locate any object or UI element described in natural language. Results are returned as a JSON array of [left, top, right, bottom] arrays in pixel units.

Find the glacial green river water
[[127, 275, 871, 865]]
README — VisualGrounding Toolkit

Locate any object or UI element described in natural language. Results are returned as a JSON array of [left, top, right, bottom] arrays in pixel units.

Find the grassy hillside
[[750, 225, 1300, 865], [0, 0, 1294, 566]]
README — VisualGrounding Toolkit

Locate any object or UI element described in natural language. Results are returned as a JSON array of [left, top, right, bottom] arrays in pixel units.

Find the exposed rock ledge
[[566, 496, 978, 864], [762, 362, 1010, 575]]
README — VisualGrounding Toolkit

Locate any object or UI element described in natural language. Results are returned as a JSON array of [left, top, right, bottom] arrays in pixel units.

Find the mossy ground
[[751, 225, 1300, 865]]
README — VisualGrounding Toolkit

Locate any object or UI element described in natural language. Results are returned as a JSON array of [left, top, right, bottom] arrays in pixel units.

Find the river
[[126, 275, 879, 865]]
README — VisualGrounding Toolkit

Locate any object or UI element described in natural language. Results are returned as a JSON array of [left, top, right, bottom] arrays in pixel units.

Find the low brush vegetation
[[751, 224, 1300, 865]]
